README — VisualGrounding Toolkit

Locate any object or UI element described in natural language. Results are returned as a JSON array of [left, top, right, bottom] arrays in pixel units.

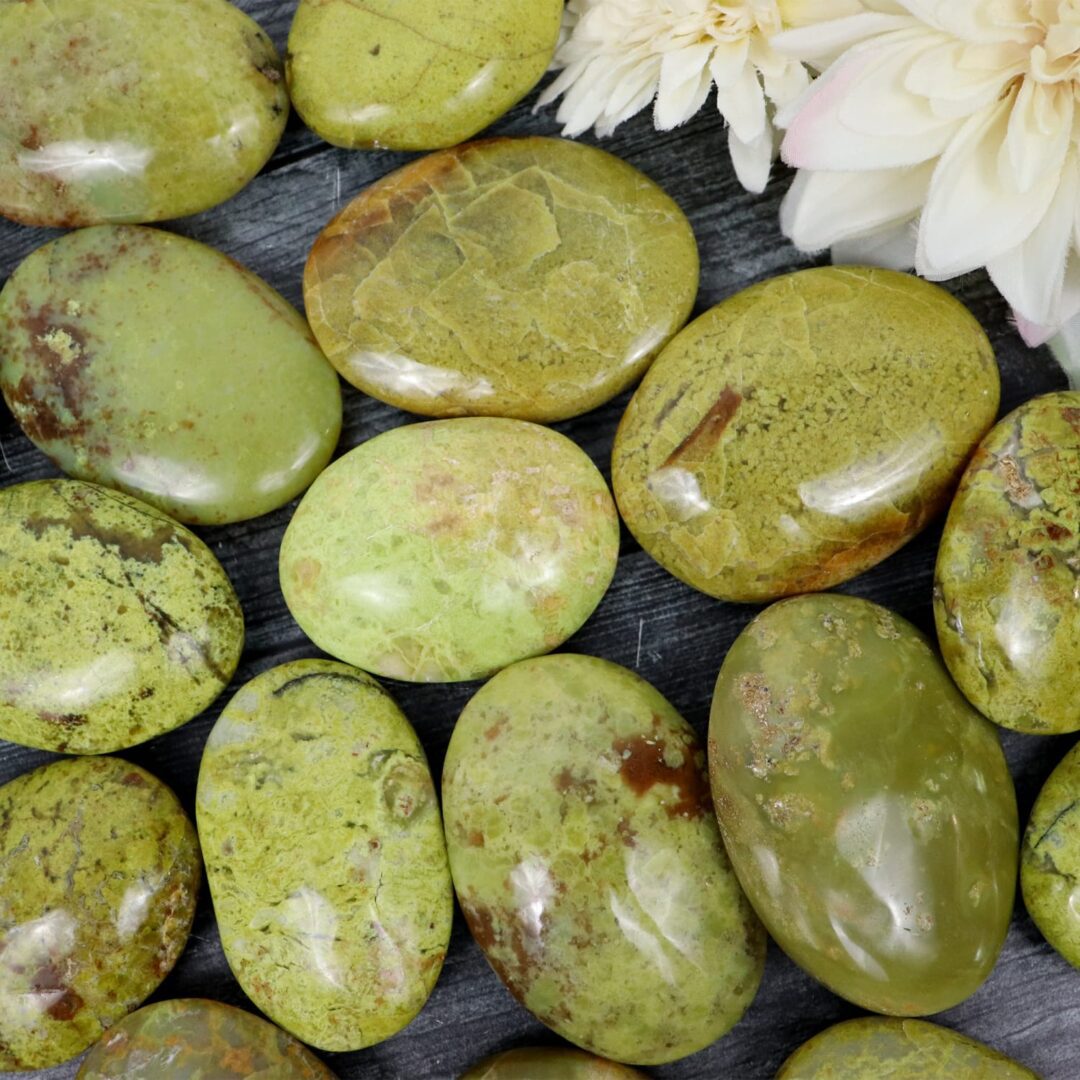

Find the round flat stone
[[612, 267, 999, 602], [462, 1047, 645, 1079], [78, 999, 335, 1079], [0, 479, 243, 754], [935, 392, 1080, 734], [197, 660, 452, 1051], [304, 137, 698, 422], [0, 226, 342, 525], [287, 1, 562, 150], [0, 0, 287, 227], [279, 419, 620, 682], [0, 757, 200, 1071], [443, 654, 765, 1066]]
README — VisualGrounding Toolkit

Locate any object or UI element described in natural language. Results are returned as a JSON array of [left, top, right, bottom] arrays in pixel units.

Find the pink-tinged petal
[[728, 126, 775, 194], [715, 63, 768, 144], [1014, 311, 1055, 348], [772, 13, 915, 69], [833, 220, 918, 270], [1002, 80, 1072, 193]]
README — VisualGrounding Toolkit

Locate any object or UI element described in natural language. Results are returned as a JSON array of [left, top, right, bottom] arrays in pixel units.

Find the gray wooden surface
[[0, 3, 1073, 1077]]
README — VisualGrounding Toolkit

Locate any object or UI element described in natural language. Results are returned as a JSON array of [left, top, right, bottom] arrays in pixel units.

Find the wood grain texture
[[0, 2, 1072, 1077]]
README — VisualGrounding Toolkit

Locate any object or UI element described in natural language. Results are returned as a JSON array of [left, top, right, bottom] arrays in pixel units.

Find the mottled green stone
[[0, 0, 287, 227], [612, 267, 999, 602], [77, 999, 336, 1079], [0, 479, 243, 754], [443, 655, 765, 1066], [461, 1047, 645, 1079], [776, 1018, 1038, 1079], [935, 392, 1080, 734], [709, 594, 1018, 1015], [280, 419, 620, 682], [197, 660, 453, 1051], [0, 225, 342, 526], [304, 137, 699, 422], [287, 1, 562, 150], [0, 758, 200, 1071]]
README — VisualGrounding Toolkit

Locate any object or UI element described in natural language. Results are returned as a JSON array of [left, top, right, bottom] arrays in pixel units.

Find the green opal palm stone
[[461, 1047, 645, 1079]]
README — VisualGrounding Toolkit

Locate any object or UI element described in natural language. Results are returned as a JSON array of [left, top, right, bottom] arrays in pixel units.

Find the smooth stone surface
[[0, 757, 200, 1071], [280, 419, 620, 682], [775, 1018, 1038, 1079], [0, 0, 287, 227], [612, 267, 1000, 602], [287, 2, 562, 150], [935, 392, 1080, 734], [0, 225, 342, 525], [197, 660, 452, 1051], [77, 999, 336, 1079], [1022, 740, 1080, 968], [443, 654, 765, 1066], [0, 479, 243, 754], [304, 137, 699, 422], [461, 1047, 645, 1079], [709, 593, 1018, 1016]]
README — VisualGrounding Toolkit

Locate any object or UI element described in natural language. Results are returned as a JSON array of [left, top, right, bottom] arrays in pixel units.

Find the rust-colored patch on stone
[[613, 733, 712, 819], [663, 386, 742, 468], [31, 963, 84, 1021], [24, 503, 181, 566]]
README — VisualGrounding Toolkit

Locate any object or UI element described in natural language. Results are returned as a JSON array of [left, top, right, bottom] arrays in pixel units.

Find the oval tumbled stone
[[0, 225, 342, 525], [0, 757, 200, 1071], [197, 660, 452, 1051], [287, 3, 562, 150], [776, 1019, 1037, 1079], [0, 479, 243, 754], [280, 419, 620, 682], [709, 593, 1017, 1015], [935, 392, 1080, 734], [77, 999, 336, 1079], [304, 137, 698, 422], [443, 654, 765, 1065], [612, 267, 999, 602], [461, 1047, 645, 1080], [0, 0, 286, 227]]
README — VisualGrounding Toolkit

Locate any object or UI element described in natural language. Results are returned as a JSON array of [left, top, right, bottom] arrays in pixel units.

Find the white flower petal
[[772, 13, 916, 69], [895, 0, 1032, 43], [728, 126, 774, 194], [1047, 301, 1080, 387], [710, 39, 750, 90], [1002, 79, 1073, 193], [655, 44, 716, 130], [832, 221, 919, 270], [715, 63, 768, 144]]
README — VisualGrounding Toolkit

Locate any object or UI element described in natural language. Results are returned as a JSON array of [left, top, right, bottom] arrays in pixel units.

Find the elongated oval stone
[[443, 654, 765, 1066], [77, 999, 336, 1079], [709, 594, 1017, 1015], [935, 391, 1080, 734], [0, 0, 287, 227], [0, 757, 200, 1071], [197, 660, 453, 1051], [462, 1047, 645, 1079], [612, 267, 999, 602], [304, 137, 698, 422], [776, 1018, 1037, 1079], [0, 225, 342, 526], [0, 479, 243, 754], [287, 2, 562, 150], [280, 419, 619, 682]]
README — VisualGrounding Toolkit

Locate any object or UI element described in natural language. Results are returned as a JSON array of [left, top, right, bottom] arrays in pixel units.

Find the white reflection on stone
[[115, 879, 158, 941], [647, 466, 710, 521], [510, 855, 554, 944], [351, 351, 496, 402], [262, 887, 343, 990], [0, 910, 77, 1024], [19, 141, 153, 180], [13, 652, 136, 713], [340, 571, 410, 614]]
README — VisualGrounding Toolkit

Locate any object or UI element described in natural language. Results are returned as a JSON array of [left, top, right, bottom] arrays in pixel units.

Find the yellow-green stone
[[0, 225, 342, 526], [0, 757, 200, 1071], [461, 1047, 646, 1079], [443, 654, 765, 1066], [279, 419, 620, 682], [287, 1, 562, 150], [304, 137, 699, 422], [776, 1018, 1038, 1079], [935, 392, 1080, 734], [1022, 740, 1080, 968], [0, 0, 287, 227], [709, 593, 1018, 1016], [612, 267, 999, 602], [197, 659, 453, 1051], [0, 479, 243, 754]]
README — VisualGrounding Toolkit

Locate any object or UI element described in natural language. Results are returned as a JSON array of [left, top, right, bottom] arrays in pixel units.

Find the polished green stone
[[443, 654, 765, 1066], [0, 0, 287, 226], [776, 1018, 1038, 1079], [77, 999, 336, 1079], [197, 660, 452, 1051], [709, 593, 1017, 1015], [287, 0, 562, 150], [279, 419, 620, 682], [0, 758, 200, 1071], [461, 1047, 645, 1079], [0, 226, 342, 525], [612, 267, 999, 602], [936, 391, 1080, 734], [0, 479, 243, 754]]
